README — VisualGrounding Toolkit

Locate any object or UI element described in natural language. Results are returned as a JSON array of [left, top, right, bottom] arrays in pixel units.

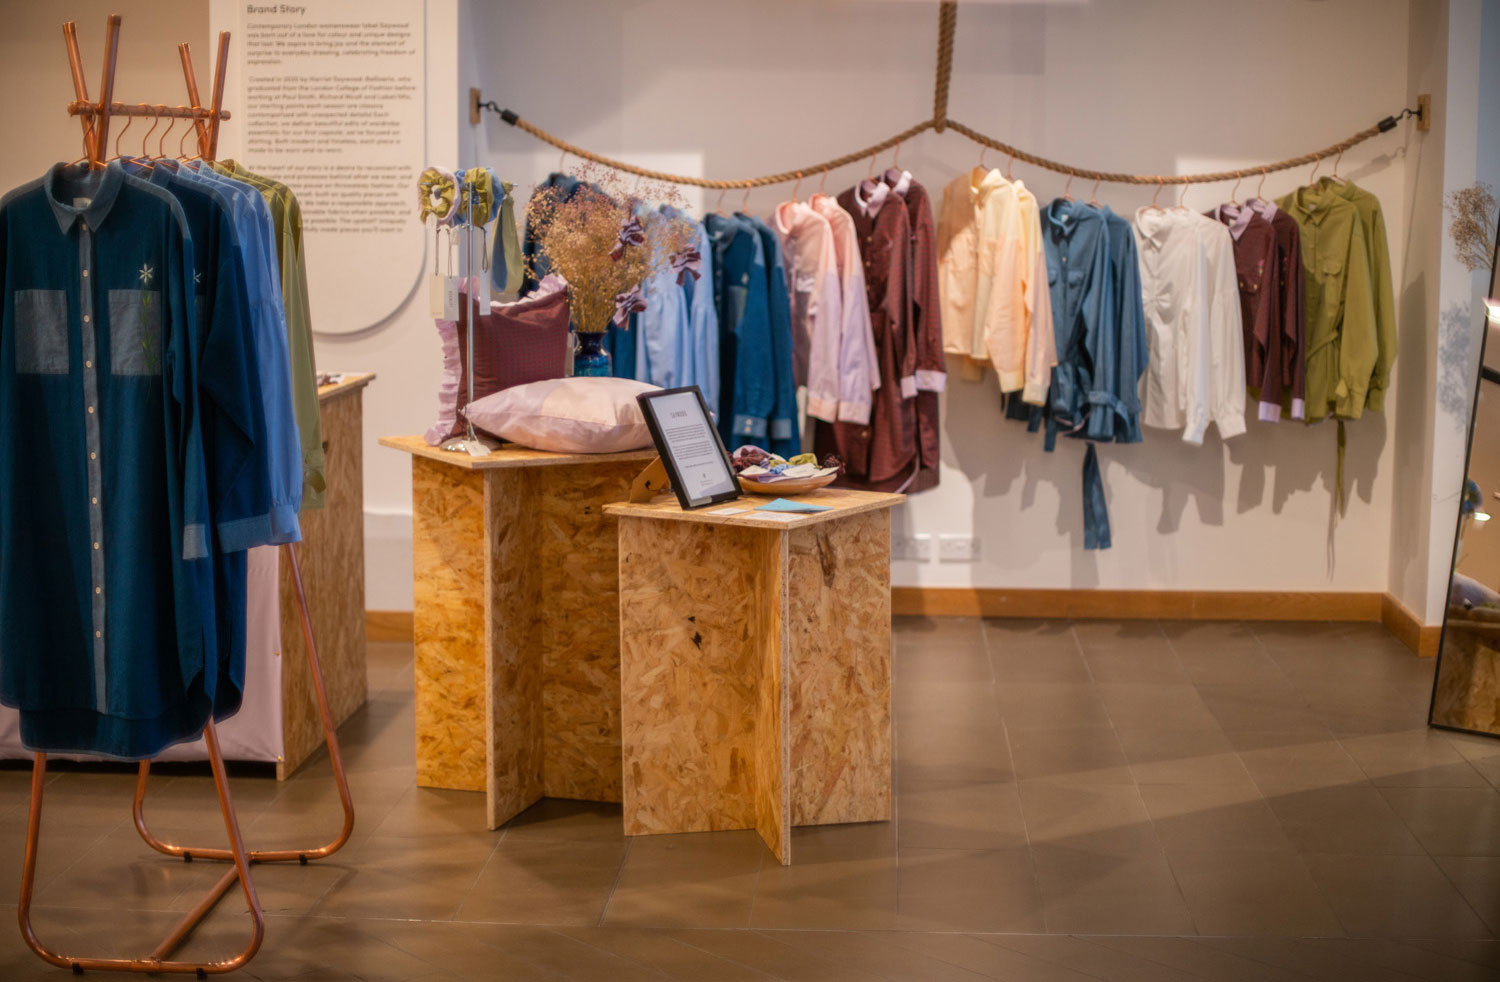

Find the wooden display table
[[602, 488, 902, 865], [379, 436, 657, 828]]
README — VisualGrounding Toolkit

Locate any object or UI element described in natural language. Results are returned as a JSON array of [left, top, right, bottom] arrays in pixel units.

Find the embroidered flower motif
[[137, 264, 155, 286]]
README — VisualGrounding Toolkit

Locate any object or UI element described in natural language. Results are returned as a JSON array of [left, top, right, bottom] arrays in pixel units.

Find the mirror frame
[[1428, 215, 1500, 737]]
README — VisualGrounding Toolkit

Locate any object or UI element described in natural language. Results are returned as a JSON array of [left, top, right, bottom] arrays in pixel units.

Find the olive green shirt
[[1322, 179, 1396, 413], [1277, 185, 1379, 422], [216, 161, 325, 510]]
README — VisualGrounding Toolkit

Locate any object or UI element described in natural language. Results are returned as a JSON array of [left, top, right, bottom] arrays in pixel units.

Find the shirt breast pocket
[[1317, 258, 1344, 318], [108, 289, 163, 377], [14, 289, 69, 375]]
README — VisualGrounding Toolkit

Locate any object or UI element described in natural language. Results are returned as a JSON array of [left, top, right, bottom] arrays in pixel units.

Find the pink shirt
[[809, 193, 881, 424], [770, 200, 843, 422]]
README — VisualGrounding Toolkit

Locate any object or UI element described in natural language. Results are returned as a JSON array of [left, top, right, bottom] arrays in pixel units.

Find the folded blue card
[[755, 498, 832, 513]]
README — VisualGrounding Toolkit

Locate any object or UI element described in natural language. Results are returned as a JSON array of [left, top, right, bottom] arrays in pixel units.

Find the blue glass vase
[[573, 330, 611, 378]]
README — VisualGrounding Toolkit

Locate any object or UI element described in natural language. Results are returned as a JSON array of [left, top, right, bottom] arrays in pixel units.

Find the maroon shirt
[[1269, 209, 1307, 415], [1210, 205, 1278, 402], [814, 185, 915, 487], [888, 172, 943, 493]]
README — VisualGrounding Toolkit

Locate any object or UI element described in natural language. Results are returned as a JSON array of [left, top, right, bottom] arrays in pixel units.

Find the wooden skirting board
[[367, 588, 1442, 658]]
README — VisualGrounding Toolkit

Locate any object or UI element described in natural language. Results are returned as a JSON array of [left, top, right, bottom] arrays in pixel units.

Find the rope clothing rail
[[474, 0, 1424, 191]]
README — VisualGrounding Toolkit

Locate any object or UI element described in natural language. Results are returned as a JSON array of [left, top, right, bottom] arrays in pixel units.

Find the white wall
[[9, 1, 1475, 617], [467, 0, 1415, 598], [0, 3, 209, 194]]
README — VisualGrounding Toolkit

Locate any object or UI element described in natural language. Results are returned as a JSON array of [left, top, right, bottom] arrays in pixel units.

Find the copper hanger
[[137, 110, 161, 161], [1148, 176, 1166, 212], [1088, 176, 1101, 207], [1176, 181, 1191, 210], [1063, 168, 1075, 201], [715, 186, 728, 215], [867, 153, 877, 180], [892, 140, 902, 170], [111, 110, 134, 159], [740, 185, 751, 213], [818, 168, 829, 196], [1330, 143, 1346, 182], [1006, 151, 1015, 181], [1308, 153, 1322, 185], [1229, 170, 1241, 206], [791, 171, 802, 203], [558, 148, 567, 174], [1256, 166, 1269, 201], [978, 144, 988, 169], [156, 108, 180, 158]]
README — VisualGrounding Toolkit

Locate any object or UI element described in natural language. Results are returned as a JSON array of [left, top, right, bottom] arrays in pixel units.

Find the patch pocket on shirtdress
[[108, 289, 162, 376], [14, 289, 69, 374], [1317, 259, 1345, 320]]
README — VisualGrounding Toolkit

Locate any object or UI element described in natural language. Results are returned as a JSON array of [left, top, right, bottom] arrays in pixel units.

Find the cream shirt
[[936, 167, 1008, 360], [1133, 207, 1246, 444], [978, 182, 1055, 403]]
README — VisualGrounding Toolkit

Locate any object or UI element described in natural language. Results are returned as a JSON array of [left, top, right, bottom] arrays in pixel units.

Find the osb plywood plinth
[[412, 457, 489, 792], [615, 490, 900, 865], [787, 510, 892, 826], [277, 378, 373, 779], [389, 436, 644, 827]]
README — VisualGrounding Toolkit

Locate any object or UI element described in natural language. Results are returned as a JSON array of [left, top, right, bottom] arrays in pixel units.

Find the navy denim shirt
[[0, 163, 218, 758], [741, 214, 800, 457], [705, 213, 774, 450]]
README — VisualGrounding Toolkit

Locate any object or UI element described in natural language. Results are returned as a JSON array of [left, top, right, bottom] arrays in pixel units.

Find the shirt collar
[[1214, 203, 1253, 241], [1045, 197, 1086, 236], [45, 161, 126, 234], [882, 168, 913, 198], [1133, 205, 1181, 250], [854, 179, 891, 218], [1245, 196, 1278, 220]]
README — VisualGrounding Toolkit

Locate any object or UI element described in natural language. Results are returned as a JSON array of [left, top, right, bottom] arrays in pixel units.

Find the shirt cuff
[[1334, 385, 1367, 420], [1258, 401, 1282, 423], [1181, 420, 1208, 446], [1366, 385, 1386, 412], [1216, 412, 1247, 440], [997, 369, 1025, 393], [182, 523, 209, 561], [915, 369, 947, 392], [732, 414, 768, 438], [806, 393, 839, 423], [1022, 379, 1050, 406], [1290, 397, 1306, 421], [837, 399, 872, 425], [900, 375, 918, 399]]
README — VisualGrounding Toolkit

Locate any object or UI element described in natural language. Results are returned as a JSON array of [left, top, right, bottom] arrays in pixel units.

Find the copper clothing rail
[[471, 0, 1429, 191], [17, 15, 355, 976]]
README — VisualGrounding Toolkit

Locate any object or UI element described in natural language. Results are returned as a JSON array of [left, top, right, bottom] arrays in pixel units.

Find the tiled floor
[[2, 618, 1499, 980]]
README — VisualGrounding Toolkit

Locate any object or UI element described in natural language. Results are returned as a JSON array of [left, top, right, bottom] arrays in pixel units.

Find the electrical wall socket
[[892, 533, 932, 562], [938, 534, 980, 563]]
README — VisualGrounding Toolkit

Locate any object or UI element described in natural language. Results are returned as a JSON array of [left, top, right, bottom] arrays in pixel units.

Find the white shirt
[[1133, 207, 1246, 444]]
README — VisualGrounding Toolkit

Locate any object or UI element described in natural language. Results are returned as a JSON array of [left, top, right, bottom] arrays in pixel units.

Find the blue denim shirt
[[741, 214, 801, 457], [636, 211, 720, 413], [1085, 207, 1147, 445], [0, 163, 219, 757], [705, 213, 774, 449], [178, 162, 303, 543]]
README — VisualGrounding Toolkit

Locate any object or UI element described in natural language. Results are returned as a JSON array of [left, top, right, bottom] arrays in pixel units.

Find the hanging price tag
[[474, 271, 492, 311], [429, 274, 447, 318], [442, 276, 462, 321]]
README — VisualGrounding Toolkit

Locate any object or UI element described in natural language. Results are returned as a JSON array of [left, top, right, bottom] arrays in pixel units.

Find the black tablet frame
[[636, 386, 743, 510]]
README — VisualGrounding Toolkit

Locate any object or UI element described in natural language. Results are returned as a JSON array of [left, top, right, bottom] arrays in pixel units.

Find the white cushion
[[462, 376, 661, 453]]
